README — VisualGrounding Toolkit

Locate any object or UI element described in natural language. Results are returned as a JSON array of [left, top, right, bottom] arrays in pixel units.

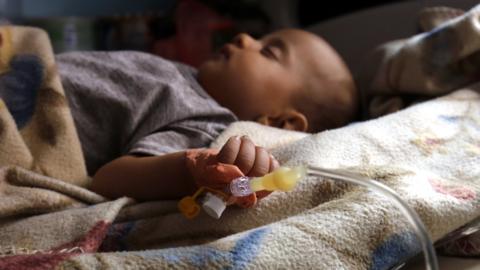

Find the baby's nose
[[232, 33, 257, 49]]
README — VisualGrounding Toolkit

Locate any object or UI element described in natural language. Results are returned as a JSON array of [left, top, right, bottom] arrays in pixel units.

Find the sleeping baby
[[56, 29, 357, 204]]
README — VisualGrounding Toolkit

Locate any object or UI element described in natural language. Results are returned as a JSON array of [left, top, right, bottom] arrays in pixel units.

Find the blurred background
[[0, 0, 410, 67]]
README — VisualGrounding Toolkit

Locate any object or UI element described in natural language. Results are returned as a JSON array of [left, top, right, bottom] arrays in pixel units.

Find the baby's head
[[198, 29, 357, 132]]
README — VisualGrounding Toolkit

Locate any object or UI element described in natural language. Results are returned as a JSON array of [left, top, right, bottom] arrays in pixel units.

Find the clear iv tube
[[307, 165, 439, 270]]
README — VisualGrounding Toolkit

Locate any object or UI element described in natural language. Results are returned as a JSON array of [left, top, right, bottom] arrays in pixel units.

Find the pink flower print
[[411, 134, 447, 155], [429, 178, 476, 201], [0, 221, 110, 270]]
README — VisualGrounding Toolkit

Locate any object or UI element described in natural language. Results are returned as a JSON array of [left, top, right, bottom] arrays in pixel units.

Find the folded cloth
[[359, 3, 480, 119], [418, 6, 466, 32], [0, 26, 88, 186]]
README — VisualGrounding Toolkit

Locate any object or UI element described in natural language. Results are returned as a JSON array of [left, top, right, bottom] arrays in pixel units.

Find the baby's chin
[[197, 62, 217, 90], [198, 57, 215, 72], [197, 59, 223, 83]]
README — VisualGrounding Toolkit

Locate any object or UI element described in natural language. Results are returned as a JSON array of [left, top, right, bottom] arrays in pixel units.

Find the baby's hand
[[185, 136, 279, 208], [217, 136, 279, 203]]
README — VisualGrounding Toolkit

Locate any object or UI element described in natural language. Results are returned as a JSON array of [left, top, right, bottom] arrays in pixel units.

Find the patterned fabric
[[360, 4, 480, 120], [0, 26, 88, 186]]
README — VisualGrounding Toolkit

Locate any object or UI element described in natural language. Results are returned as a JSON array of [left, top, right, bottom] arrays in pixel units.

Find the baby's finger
[[234, 136, 256, 174], [217, 136, 241, 164], [268, 154, 280, 172], [247, 146, 270, 177]]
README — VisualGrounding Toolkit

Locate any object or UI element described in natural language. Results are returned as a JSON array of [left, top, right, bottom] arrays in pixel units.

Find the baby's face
[[198, 29, 352, 127]]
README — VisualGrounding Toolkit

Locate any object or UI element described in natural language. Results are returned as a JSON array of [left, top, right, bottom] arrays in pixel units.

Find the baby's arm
[[91, 151, 196, 201], [90, 136, 278, 201]]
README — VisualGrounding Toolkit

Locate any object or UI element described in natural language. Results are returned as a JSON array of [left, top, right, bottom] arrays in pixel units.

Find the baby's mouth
[[219, 44, 233, 60]]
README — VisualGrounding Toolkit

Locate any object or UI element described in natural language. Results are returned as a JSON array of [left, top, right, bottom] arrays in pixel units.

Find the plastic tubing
[[307, 165, 439, 270]]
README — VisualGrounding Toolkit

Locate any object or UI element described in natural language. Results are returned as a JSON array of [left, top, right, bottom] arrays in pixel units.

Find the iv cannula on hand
[[229, 166, 307, 197]]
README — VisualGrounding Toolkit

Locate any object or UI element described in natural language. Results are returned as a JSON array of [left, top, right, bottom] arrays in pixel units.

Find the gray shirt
[[56, 51, 236, 175]]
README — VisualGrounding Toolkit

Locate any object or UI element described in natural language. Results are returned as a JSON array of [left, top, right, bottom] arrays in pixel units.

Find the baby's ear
[[256, 109, 308, 132]]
